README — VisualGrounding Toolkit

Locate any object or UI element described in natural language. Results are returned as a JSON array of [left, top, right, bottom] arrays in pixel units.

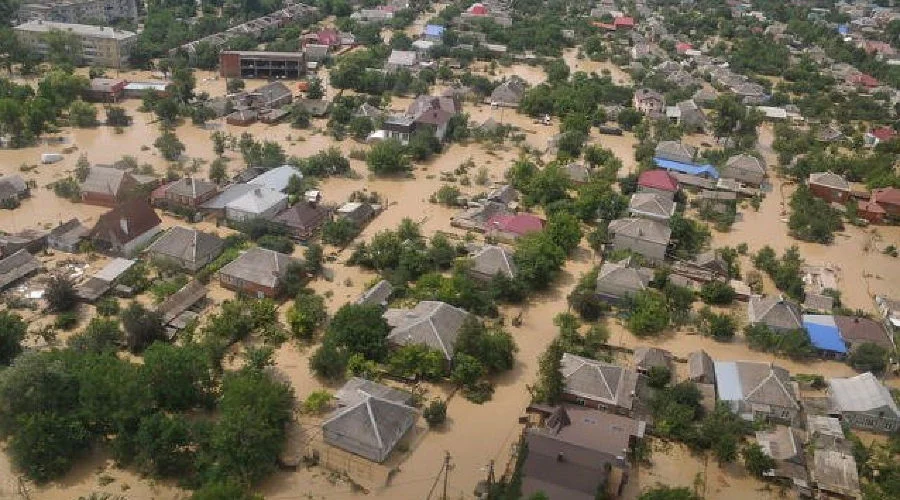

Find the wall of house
[[810, 184, 850, 203], [219, 274, 278, 298], [81, 191, 118, 207], [843, 410, 899, 433]]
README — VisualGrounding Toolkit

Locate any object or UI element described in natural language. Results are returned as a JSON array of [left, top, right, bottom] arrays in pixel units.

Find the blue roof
[[837, 24, 849, 35], [424, 24, 445, 37], [653, 158, 720, 179], [803, 315, 847, 354]]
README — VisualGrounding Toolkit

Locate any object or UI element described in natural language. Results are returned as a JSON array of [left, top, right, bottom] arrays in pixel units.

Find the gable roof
[[226, 187, 288, 214], [147, 226, 224, 266], [218, 247, 295, 289], [714, 360, 799, 410], [248, 166, 302, 192], [595, 260, 652, 297], [803, 314, 847, 354], [356, 279, 394, 307], [834, 315, 892, 349], [252, 81, 292, 104], [0, 249, 40, 290], [638, 170, 679, 192], [90, 199, 162, 246], [628, 192, 676, 218], [809, 172, 850, 191], [80, 166, 133, 196], [384, 301, 471, 360], [748, 295, 803, 331], [725, 154, 766, 175], [157, 279, 207, 325], [608, 217, 672, 246], [654, 141, 696, 163], [828, 372, 900, 417], [470, 245, 516, 279], [273, 202, 331, 233], [387, 50, 417, 67], [872, 187, 900, 206], [633, 346, 672, 371], [688, 350, 715, 383], [560, 353, 638, 410], [485, 213, 544, 236]]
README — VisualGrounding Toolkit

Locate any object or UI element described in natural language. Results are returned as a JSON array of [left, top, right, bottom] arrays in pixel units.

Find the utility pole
[[486, 459, 495, 489], [442, 451, 452, 500]]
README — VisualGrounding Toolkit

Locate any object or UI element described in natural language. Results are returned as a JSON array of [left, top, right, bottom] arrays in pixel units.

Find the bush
[[423, 399, 447, 427], [257, 235, 294, 254], [742, 443, 775, 477], [322, 218, 361, 246], [95, 297, 120, 316], [647, 365, 671, 389], [46, 275, 78, 312], [627, 290, 670, 335], [848, 342, 888, 374], [432, 184, 462, 206], [699, 281, 736, 305], [367, 139, 411, 175], [54, 311, 78, 330], [0, 311, 27, 365], [302, 390, 332, 414], [697, 308, 737, 341]]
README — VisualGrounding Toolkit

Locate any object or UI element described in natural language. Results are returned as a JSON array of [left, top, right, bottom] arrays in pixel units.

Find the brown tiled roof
[[834, 316, 892, 349], [90, 199, 162, 246]]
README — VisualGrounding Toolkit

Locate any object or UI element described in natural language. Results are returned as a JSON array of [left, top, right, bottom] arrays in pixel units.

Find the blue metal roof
[[424, 24, 445, 37], [837, 24, 849, 35], [652, 157, 720, 179], [803, 315, 847, 354]]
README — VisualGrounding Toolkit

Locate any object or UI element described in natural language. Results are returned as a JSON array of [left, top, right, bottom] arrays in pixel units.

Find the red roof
[[469, 3, 487, 15], [638, 170, 679, 192], [614, 17, 635, 27], [675, 42, 693, 54], [850, 73, 880, 88], [869, 127, 896, 142], [859, 199, 886, 214], [150, 180, 175, 201], [485, 214, 544, 236], [872, 187, 900, 207], [317, 29, 341, 47]]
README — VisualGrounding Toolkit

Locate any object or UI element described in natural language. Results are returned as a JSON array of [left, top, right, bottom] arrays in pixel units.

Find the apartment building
[[19, 0, 138, 24], [14, 20, 136, 67]]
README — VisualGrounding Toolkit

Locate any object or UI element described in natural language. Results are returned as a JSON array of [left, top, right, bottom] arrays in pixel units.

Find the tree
[[326, 304, 391, 361], [513, 232, 566, 290], [0, 311, 26, 365], [46, 274, 78, 312], [191, 480, 262, 500], [155, 131, 185, 161], [306, 77, 324, 100], [305, 244, 324, 275], [349, 116, 373, 140], [617, 108, 643, 131], [322, 218, 361, 246], [699, 281, 735, 305], [533, 341, 565, 404], [647, 366, 672, 389], [638, 485, 699, 500], [388, 344, 446, 380], [742, 443, 776, 478], [423, 399, 447, 427], [286, 289, 327, 340], [278, 261, 309, 299], [257, 235, 294, 254], [209, 158, 228, 185], [211, 131, 227, 156], [408, 130, 441, 161], [8, 411, 90, 483], [697, 308, 737, 341], [848, 342, 888, 374], [450, 353, 485, 388], [628, 290, 670, 335], [121, 302, 165, 354], [67, 317, 121, 354], [545, 58, 570, 83], [142, 343, 212, 411], [226, 79, 245, 94], [670, 213, 711, 258], [105, 105, 131, 126], [545, 212, 582, 254], [367, 139, 411, 175], [310, 341, 347, 379]]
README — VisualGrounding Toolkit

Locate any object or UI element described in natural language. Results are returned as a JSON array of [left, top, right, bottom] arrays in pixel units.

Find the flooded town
[[0, 1, 898, 499]]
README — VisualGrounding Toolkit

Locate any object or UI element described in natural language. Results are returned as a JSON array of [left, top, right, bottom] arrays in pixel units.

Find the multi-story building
[[219, 51, 306, 79], [14, 20, 137, 67], [19, 0, 138, 24]]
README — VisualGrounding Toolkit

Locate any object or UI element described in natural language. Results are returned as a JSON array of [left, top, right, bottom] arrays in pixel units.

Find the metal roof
[[803, 314, 847, 354]]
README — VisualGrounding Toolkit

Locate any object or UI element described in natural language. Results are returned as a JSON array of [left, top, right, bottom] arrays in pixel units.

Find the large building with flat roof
[[219, 51, 306, 79], [19, 0, 138, 24], [14, 20, 136, 67]]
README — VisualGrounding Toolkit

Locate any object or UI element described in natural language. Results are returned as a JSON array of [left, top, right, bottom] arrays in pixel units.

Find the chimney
[[557, 452, 565, 462], [119, 218, 128, 234], [254, 188, 262, 196]]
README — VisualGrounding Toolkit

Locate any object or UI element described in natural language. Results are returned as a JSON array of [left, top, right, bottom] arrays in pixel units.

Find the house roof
[[638, 170, 679, 192], [323, 379, 417, 463], [802, 314, 847, 354], [484, 213, 544, 236], [595, 260, 652, 298], [408, 95, 458, 125], [90, 199, 162, 246], [226, 187, 288, 214], [49, 218, 89, 245], [470, 245, 516, 279], [218, 247, 295, 289], [335, 377, 413, 407], [809, 172, 850, 192], [356, 279, 394, 306], [655, 140, 696, 163], [633, 346, 672, 371], [688, 350, 715, 383], [522, 432, 611, 500], [147, 226, 224, 267], [868, 127, 896, 142], [252, 81, 292, 104], [157, 279, 207, 324], [80, 166, 132, 196], [560, 353, 638, 410], [248, 166, 302, 192], [748, 295, 803, 331], [725, 154, 766, 175], [828, 372, 900, 417], [757, 425, 805, 462], [166, 177, 217, 199], [202, 184, 257, 210], [628, 192, 675, 218], [834, 315, 892, 349], [872, 187, 900, 206], [384, 301, 471, 360], [273, 202, 330, 233], [634, 87, 664, 103], [563, 163, 591, 183], [653, 158, 720, 179], [608, 218, 672, 246], [0, 249, 40, 290], [811, 449, 860, 498], [487, 184, 518, 204], [714, 361, 799, 409], [614, 16, 635, 27], [0, 175, 27, 195], [387, 50, 417, 66], [423, 24, 445, 37]]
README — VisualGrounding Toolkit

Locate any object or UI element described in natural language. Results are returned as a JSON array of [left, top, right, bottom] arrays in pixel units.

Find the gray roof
[[335, 377, 412, 407], [202, 184, 256, 210], [827, 372, 900, 417], [633, 346, 673, 371], [756, 425, 805, 462], [384, 301, 471, 360], [48, 218, 89, 248], [0, 249, 40, 290], [387, 50, 417, 67], [469, 245, 516, 279], [714, 361, 799, 410], [248, 166, 302, 193], [809, 172, 850, 191], [147, 226, 224, 267], [166, 177, 217, 199], [323, 379, 417, 463], [252, 81, 292, 105], [811, 449, 860, 498], [560, 353, 638, 410], [79, 166, 131, 196], [688, 350, 715, 384], [355, 280, 394, 306], [157, 279, 207, 325], [226, 187, 288, 214], [486, 185, 518, 204], [724, 154, 766, 176], [595, 260, 652, 298], [608, 217, 672, 246], [0, 175, 27, 196], [628, 192, 675, 219], [218, 247, 295, 289], [654, 141, 696, 163], [563, 163, 591, 183], [748, 295, 803, 331]]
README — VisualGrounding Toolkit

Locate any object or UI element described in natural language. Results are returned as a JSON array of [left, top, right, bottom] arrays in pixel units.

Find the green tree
[[121, 302, 165, 354], [286, 289, 327, 340], [67, 317, 122, 354], [8, 412, 89, 483], [513, 232, 566, 289], [388, 344, 446, 380], [617, 108, 643, 131], [545, 212, 582, 254], [848, 342, 888, 374], [367, 139, 411, 175], [0, 311, 26, 365], [133, 412, 195, 478], [628, 290, 670, 335], [532, 340, 565, 404], [699, 281, 735, 305], [105, 105, 131, 126], [209, 158, 228, 185], [450, 353, 485, 388], [142, 343, 212, 411], [423, 399, 447, 427], [742, 443, 776, 477], [306, 77, 324, 100], [155, 131, 186, 161], [325, 304, 391, 361], [639, 485, 700, 500], [46, 274, 78, 312], [211, 130, 227, 156]]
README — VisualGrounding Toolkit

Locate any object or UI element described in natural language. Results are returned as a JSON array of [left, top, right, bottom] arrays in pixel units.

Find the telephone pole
[[442, 451, 452, 500]]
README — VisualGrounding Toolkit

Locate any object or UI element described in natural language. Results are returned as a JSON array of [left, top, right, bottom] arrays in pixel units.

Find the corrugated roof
[[828, 372, 900, 416], [248, 166, 302, 193], [653, 157, 720, 179]]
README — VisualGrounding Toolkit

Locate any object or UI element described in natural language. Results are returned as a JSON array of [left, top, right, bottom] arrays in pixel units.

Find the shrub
[[302, 390, 332, 414], [699, 281, 736, 305], [54, 311, 78, 330], [423, 399, 447, 427], [95, 297, 120, 316]]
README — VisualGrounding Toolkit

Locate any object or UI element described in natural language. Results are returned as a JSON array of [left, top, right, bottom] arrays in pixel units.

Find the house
[[273, 202, 331, 240], [336, 201, 378, 226], [653, 158, 719, 179], [451, 201, 509, 231], [226, 109, 258, 126], [613, 16, 635, 29], [693, 250, 730, 278], [164, 177, 218, 209], [870, 187, 900, 218], [810, 448, 861, 500], [89, 200, 162, 256], [560, 353, 639, 414], [721, 154, 766, 186], [248, 165, 302, 193], [247, 81, 293, 108], [484, 213, 544, 241], [628, 192, 676, 222], [384, 301, 471, 361], [632, 88, 665, 116], [756, 425, 809, 491], [562, 162, 591, 184], [385, 50, 417, 72], [84, 78, 127, 102], [355, 280, 394, 307], [468, 245, 516, 281], [225, 187, 289, 222], [322, 378, 417, 463], [632, 346, 673, 375], [76, 257, 135, 301], [0, 250, 40, 291], [489, 76, 527, 107], [802, 314, 848, 359], [666, 100, 707, 131], [0, 175, 30, 206], [848, 72, 879, 89], [675, 41, 693, 54], [654, 141, 696, 164], [408, 95, 460, 141], [713, 360, 800, 423], [218, 247, 296, 298], [157, 279, 207, 331], [687, 350, 715, 384], [146, 226, 224, 272], [864, 126, 896, 147], [423, 24, 444, 42], [637, 170, 679, 198], [748, 295, 803, 333], [594, 259, 652, 302], [521, 405, 645, 500], [607, 218, 672, 262], [808, 172, 851, 203], [827, 372, 900, 433], [380, 115, 416, 144], [834, 315, 893, 351], [47, 218, 89, 252], [486, 184, 519, 207], [79, 165, 139, 206]]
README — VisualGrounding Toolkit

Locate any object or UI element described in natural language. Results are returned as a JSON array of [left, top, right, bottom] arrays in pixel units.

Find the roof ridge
[[364, 396, 385, 451]]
